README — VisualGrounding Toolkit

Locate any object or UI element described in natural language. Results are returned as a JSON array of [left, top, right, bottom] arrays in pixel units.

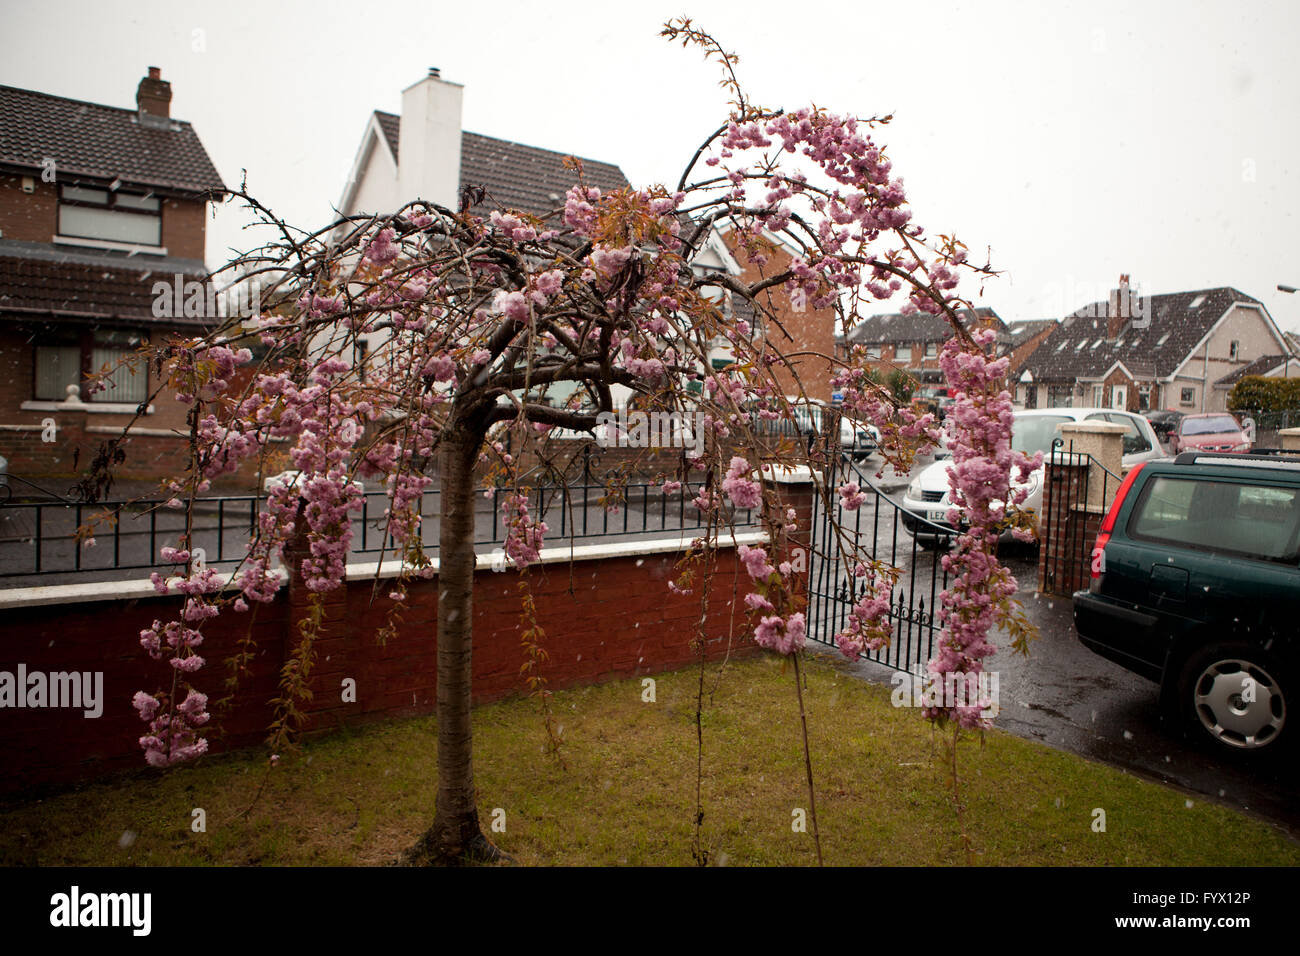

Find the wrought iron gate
[[804, 441, 954, 674]]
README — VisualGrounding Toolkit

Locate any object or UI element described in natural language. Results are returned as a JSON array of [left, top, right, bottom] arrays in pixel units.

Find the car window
[[1182, 415, 1239, 436], [1013, 415, 1074, 456], [1128, 476, 1300, 561], [1110, 413, 1152, 455], [1083, 412, 1152, 455]]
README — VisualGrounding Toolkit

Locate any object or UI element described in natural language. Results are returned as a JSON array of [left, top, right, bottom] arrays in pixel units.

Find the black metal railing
[[0, 478, 760, 582], [805, 454, 952, 675]]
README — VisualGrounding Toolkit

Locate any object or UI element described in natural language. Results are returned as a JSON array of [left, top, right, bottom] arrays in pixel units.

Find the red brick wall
[[0, 173, 207, 259], [0, 542, 766, 792], [1038, 461, 1103, 595], [723, 231, 836, 402], [160, 197, 206, 261], [0, 174, 57, 242]]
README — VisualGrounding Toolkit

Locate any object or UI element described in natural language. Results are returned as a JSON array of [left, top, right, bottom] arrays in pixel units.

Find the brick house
[[719, 226, 836, 402], [1013, 280, 1291, 413], [840, 307, 1008, 388], [0, 68, 225, 483]]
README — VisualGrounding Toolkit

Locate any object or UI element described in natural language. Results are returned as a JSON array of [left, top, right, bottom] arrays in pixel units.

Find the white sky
[[4, 0, 1300, 331]]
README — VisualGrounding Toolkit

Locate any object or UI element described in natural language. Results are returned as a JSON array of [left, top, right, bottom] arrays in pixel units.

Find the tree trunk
[[406, 424, 509, 865]]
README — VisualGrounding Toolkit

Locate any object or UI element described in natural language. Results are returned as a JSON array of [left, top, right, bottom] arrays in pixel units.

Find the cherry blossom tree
[[120, 20, 1037, 865]]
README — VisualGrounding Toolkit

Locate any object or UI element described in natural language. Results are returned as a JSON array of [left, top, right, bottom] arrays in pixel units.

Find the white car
[[900, 408, 1164, 545]]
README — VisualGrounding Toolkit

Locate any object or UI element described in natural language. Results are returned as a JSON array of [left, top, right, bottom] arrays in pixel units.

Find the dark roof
[[1214, 354, 1289, 387], [373, 112, 630, 218], [1022, 287, 1264, 382], [0, 239, 211, 327], [1000, 318, 1057, 344], [374, 111, 401, 161], [844, 307, 1005, 346], [0, 84, 224, 196]]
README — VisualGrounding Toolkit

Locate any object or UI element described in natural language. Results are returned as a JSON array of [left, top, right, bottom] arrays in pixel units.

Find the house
[[335, 68, 750, 412], [0, 68, 225, 483], [840, 307, 1008, 388], [1013, 278, 1291, 413], [1212, 353, 1300, 397], [999, 319, 1057, 389], [719, 226, 836, 403]]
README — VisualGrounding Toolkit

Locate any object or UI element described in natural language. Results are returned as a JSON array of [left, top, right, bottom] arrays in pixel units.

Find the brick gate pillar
[[1037, 421, 1125, 596]]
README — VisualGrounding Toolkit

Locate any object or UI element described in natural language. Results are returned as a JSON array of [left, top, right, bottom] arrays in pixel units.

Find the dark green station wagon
[[1073, 452, 1299, 757]]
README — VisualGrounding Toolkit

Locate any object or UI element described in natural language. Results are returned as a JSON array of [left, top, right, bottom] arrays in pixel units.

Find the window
[[1229, 340, 1240, 360], [1092, 385, 1104, 406], [866, 345, 881, 359], [1180, 387, 1196, 406], [1138, 386, 1151, 411], [58, 185, 161, 246], [925, 342, 937, 359], [1130, 476, 1300, 562], [896, 345, 912, 363], [1048, 385, 1073, 407], [33, 330, 148, 404], [1107, 412, 1152, 455]]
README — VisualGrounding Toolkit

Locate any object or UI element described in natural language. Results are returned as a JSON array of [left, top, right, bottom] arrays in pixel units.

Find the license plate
[[927, 509, 948, 522]]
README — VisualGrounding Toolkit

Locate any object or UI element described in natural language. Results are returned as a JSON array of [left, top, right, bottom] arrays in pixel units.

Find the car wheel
[[1175, 643, 1289, 756]]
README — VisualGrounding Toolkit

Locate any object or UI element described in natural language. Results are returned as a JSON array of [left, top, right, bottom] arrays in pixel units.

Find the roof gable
[[362, 112, 630, 219]]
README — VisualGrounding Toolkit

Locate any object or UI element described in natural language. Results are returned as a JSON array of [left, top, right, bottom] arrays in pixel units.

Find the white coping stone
[[758, 463, 817, 484], [0, 531, 769, 609]]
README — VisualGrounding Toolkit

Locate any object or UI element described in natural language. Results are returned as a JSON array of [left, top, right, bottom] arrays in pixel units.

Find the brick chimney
[[136, 66, 172, 126], [1106, 274, 1131, 339]]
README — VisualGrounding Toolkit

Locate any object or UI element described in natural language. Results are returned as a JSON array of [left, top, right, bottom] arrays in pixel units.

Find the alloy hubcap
[[1193, 659, 1285, 749]]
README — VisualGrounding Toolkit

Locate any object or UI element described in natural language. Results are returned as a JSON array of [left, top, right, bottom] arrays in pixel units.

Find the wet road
[[812, 463, 1299, 837]]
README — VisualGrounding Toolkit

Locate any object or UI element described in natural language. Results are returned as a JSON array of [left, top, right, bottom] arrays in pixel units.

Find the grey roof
[[1214, 354, 1289, 387], [844, 307, 1005, 346], [0, 84, 225, 195], [1021, 287, 1262, 382], [373, 112, 630, 219], [1001, 318, 1057, 343]]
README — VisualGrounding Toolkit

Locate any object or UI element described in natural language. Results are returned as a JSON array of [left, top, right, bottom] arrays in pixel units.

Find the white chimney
[[397, 68, 464, 209]]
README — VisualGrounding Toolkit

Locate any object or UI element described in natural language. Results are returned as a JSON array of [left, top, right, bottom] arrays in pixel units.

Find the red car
[[1170, 413, 1253, 454]]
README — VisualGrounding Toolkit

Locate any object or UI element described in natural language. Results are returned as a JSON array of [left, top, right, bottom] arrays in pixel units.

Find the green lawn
[[2, 653, 1296, 866]]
